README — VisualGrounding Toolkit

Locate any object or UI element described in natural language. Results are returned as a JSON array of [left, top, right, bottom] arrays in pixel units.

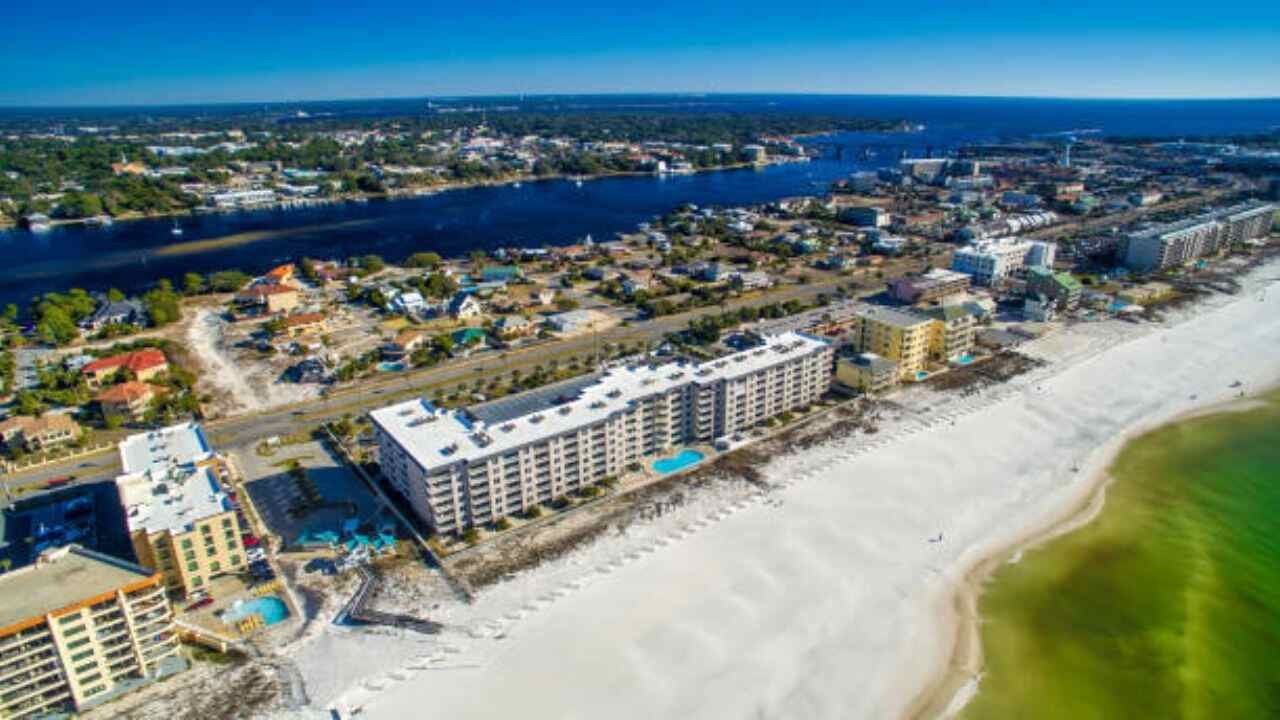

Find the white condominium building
[[372, 332, 833, 533], [1124, 201, 1275, 271], [951, 237, 1056, 286]]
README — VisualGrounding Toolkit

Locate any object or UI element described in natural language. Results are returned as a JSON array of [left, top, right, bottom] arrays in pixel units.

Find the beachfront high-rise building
[[372, 332, 833, 534], [114, 422, 247, 597], [1124, 201, 1275, 272], [0, 545, 182, 719]]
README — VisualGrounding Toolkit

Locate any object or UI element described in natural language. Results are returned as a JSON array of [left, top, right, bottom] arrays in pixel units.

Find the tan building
[[278, 311, 327, 337], [847, 306, 934, 380], [886, 268, 971, 305], [80, 349, 169, 389], [115, 423, 247, 597], [96, 382, 165, 423], [0, 546, 182, 719], [0, 414, 83, 452], [235, 283, 300, 315]]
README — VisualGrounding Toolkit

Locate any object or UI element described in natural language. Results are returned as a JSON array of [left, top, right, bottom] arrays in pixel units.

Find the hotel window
[[187, 561, 198, 572], [192, 576, 204, 587], [181, 539, 193, 549]]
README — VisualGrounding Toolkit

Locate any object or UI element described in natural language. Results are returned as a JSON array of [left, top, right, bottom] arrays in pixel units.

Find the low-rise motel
[[372, 332, 833, 534], [0, 546, 182, 719], [114, 423, 247, 597]]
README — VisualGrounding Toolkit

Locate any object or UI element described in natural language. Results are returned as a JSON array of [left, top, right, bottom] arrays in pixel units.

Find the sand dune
[[290, 262, 1280, 720]]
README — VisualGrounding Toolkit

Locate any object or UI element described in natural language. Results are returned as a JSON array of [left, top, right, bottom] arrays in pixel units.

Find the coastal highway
[[2, 273, 885, 490]]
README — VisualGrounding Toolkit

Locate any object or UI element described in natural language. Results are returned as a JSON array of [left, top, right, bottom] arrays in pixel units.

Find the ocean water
[[963, 392, 1280, 719]]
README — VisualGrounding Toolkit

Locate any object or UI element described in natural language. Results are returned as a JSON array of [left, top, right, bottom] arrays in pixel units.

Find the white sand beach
[[280, 260, 1280, 720]]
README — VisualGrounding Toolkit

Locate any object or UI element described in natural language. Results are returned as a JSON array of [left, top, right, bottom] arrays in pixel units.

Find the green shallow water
[[963, 393, 1280, 720]]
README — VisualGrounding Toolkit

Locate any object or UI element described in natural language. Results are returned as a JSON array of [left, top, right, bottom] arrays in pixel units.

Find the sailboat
[[171, 219, 183, 237]]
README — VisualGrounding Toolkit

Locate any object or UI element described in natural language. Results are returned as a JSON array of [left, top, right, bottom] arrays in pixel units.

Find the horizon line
[[3, 90, 1280, 112]]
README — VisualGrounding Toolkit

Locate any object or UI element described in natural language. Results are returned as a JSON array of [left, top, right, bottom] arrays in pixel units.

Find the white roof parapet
[[372, 332, 830, 471]]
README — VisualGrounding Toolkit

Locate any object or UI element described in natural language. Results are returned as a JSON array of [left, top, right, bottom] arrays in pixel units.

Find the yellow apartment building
[[0, 546, 183, 719], [847, 306, 934, 380]]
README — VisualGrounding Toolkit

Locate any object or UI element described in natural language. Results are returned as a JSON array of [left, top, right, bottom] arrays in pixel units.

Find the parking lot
[[235, 439, 383, 551]]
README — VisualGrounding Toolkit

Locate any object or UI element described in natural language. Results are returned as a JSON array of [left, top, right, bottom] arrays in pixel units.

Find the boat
[[573, 177, 584, 187], [512, 181, 523, 188], [171, 220, 183, 237], [85, 214, 113, 226]]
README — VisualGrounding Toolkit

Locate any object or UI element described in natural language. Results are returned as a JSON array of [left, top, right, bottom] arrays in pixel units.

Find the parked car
[[185, 596, 214, 612]]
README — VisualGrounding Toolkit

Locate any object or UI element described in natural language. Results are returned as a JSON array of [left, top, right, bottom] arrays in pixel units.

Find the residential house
[[0, 414, 83, 452], [547, 309, 594, 333], [389, 291, 426, 315], [81, 298, 145, 332], [730, 271, 773, 290], [382, 328, 429, 359], [96, 382, 165, 423], [81, 349, 169, 388], [235, 283, 300, 315], [278, 312, 327, 337], [494, 315, 535, 339], [264, 263, 295, 284], [448, 292, 483, 319]]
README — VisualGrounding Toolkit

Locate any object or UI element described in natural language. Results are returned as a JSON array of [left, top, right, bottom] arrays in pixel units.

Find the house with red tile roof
[[265, 263, 295, 284], [81, 349, 169, 388], [96, 382, 166, 422]]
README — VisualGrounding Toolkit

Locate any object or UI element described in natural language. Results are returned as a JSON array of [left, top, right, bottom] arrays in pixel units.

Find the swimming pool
[[377, 361, 406, 372], [954, 353, 975, 366], [222, 596, 289, 626], [915, 371, 930, 381], [652, 449, 704, 474]]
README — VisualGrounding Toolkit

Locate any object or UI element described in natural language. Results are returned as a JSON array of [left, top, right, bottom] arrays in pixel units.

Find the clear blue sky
[[4, 0, 1278, 106]]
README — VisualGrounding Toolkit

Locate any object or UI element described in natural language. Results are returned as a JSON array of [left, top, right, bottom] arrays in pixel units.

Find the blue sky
[[4, 0, 1278, 106]]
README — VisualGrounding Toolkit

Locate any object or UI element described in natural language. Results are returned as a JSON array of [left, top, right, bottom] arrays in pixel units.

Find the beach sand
[[278, 261, 1280, 720]]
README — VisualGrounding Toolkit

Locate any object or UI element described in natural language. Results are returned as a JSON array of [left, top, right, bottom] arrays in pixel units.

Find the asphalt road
[[3, 277, 854, 489]]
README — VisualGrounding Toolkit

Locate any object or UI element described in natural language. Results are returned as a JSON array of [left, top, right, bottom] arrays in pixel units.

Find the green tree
[[106, 288, 125, 303], [208, 270, 251, 293], [182, 272, 205, 295], [143, 284, 182, 326], [405, 252, 442, 269]]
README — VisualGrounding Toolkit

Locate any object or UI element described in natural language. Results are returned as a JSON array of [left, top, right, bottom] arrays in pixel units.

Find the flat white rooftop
[[116, 422, 230, 536], [372, 332, 829, 472]]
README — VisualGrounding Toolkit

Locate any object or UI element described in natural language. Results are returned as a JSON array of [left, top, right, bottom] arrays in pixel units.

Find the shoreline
[[270, 254, 1280, 720], [1, 148, 816, 234], [903, 276, 1280, 720]]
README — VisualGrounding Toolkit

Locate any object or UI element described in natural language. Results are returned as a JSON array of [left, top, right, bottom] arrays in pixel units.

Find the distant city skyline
[[4, 1, 1279, 106]]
